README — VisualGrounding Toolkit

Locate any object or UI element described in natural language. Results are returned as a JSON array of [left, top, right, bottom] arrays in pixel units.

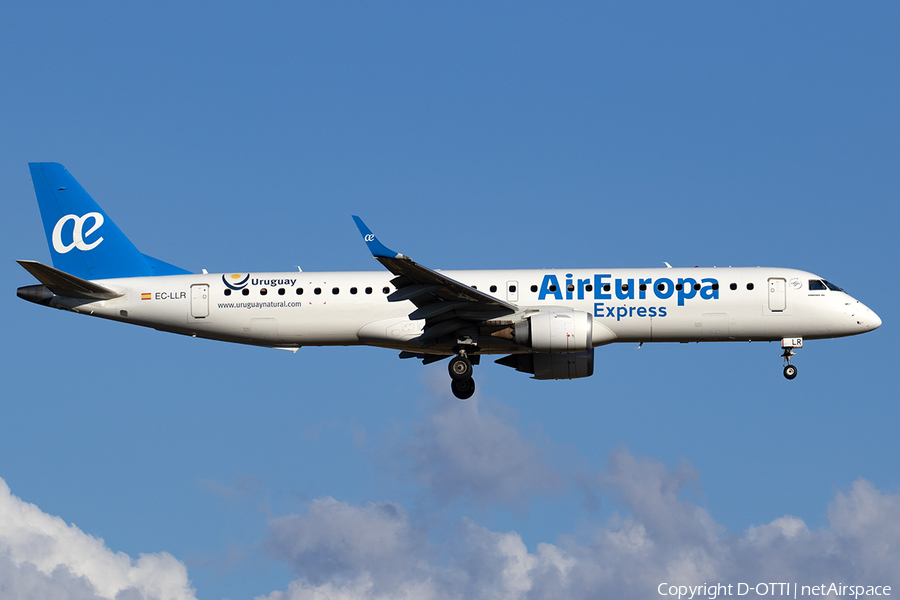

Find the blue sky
[[2, 3, 899, 599]]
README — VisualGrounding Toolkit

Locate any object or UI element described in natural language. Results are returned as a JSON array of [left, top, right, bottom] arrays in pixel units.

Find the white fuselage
[[45, 266, 881, 353]]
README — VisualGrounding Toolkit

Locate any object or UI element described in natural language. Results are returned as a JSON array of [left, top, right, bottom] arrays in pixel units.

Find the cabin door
[[767, 278, 786, 312]]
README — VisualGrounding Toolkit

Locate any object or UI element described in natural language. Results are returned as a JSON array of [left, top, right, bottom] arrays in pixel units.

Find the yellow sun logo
[[230, 274, 243, 280]]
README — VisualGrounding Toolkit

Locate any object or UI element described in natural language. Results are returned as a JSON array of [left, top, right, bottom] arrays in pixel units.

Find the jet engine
[[513, 310, 593, 353], [495, 349, 595, 380]]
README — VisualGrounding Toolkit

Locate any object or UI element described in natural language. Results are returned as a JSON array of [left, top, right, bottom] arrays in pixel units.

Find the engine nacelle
[[495, 349, 595, 380], [514, 310, 593, 353]]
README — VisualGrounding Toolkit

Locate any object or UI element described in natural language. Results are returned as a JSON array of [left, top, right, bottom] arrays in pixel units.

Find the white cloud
[[599, 449, 721, 546], [262, 450, 900, 600], [403, 397, 561, 508], [827, 478, 900, 580], [0, 551, 106, 600], [266, 497, 425, 590], [0, 477, 196, 600]]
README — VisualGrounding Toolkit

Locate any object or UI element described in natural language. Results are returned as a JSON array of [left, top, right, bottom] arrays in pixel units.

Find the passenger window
[[242, 289, 249, 296], [548, 285, 557, 292], [567, 284, 575, 292], [693, 283, 701, 291], [490, 285, 497, 293], [260, 288, 268, 296], [603, 284, 610, 292], [332, 287, 339, 295], [530, 285, 538, 292], [365, 287, 373, 294], [747, 283, 754, 290], [639, 284, 646, 291], [509, 285, 516, 293], [278, 288, 285, 295], [296, 288, 303, 295], [657, 283, 666, 292], [383, 287, 390, 294], [675, 284, 683, 291], [224, 289, 231, 296], [729, 283, 737, 290], [712, 283, 719, 291], [314, 288, 321, 295], [350, 287, 358, 295], [621, 284, 629, 292], [585, 284, 593, 292]]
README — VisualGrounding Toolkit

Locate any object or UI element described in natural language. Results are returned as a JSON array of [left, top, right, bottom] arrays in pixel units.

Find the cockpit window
[[809, 279, 845, 292]]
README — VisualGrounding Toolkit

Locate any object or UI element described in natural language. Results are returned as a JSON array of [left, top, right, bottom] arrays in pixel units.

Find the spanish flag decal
[[141, 293, 151, 300]]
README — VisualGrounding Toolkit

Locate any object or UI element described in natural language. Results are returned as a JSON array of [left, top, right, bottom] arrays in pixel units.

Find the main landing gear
[[451, 377, 476, 400], [449, 352, 476, 400], [780, 337, 802, 380]]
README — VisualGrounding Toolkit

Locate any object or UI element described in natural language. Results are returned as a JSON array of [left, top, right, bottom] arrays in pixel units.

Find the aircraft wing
[[352, 217, 516, 348]]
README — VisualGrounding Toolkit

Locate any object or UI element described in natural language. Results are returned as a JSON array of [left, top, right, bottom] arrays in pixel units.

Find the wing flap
[[408, 301, 472, 321], [387, 283, 443, 303]]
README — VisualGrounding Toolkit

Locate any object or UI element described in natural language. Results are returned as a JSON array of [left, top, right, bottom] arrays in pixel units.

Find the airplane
[[18, 163, 882, 399]]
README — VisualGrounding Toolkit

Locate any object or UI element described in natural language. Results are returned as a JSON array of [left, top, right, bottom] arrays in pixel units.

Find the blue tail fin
[[28, 163, 191, 280]]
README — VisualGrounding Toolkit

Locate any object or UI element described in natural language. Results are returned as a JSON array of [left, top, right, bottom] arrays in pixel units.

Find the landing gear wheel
[[451, 377, 476, 400], [448, 355, 473, 381], [783, 364, 798, 380]]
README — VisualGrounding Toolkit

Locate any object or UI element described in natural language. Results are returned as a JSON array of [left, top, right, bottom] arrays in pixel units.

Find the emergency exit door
[[507, 280, 519, 302]]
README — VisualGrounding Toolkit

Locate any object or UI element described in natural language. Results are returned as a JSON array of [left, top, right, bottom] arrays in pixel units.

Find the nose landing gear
[[781, 337, 802, 380], [783, 361, 798, 380], [449, 351, 476, 399]]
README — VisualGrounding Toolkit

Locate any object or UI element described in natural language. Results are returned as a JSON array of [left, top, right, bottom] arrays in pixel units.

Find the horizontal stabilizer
[[17, 260, 122, 300]]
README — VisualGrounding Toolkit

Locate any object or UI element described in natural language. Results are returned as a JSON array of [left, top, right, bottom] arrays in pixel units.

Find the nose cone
[[851, 301, 881, 332], [868, 308, 882, 331], [841, 297, 881, 335]]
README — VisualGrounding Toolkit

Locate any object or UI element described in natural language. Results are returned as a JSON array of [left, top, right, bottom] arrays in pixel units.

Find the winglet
[[352, 216, 404, 259]]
